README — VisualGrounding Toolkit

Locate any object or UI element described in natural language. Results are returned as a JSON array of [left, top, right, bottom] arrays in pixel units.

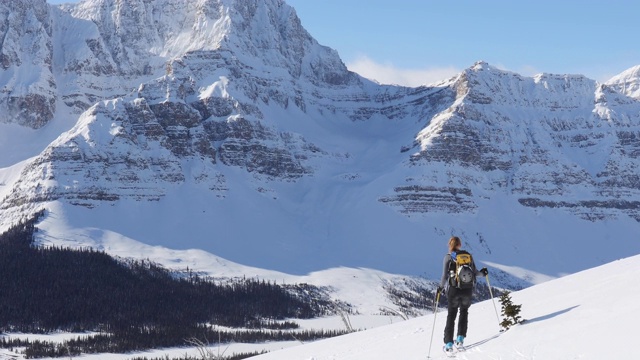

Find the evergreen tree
[[499, 291, 523, 330], [0, 213, 348, 357]]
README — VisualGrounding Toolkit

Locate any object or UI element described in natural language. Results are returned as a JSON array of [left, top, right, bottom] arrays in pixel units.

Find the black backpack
[[449, 250, 475, 289]]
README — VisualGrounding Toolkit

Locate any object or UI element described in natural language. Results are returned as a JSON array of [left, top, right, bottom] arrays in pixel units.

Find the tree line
[[0, 211, 343, 358], [8, 326, 351, 358]]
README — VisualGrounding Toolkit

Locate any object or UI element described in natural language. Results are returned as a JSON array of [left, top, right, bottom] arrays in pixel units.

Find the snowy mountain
[[1, 0, 640, 307], [607, 64, 640, 99]]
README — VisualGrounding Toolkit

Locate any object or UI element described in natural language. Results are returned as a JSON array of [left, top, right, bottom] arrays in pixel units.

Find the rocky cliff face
[[0, 0, 450, 211], [0, 0, 56, 127], [380, 62, 640, 222], [1, 0, 640, 282], [1, 0, 354, 126]]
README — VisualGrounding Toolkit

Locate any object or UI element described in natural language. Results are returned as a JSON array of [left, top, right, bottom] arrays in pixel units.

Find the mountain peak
[[222, 0, 353, 85], [606, 64, 640, 99], [68, 0, 353, 85], [463, 61, 522, 81], [470, 60, 492, 71], [1, 0, 355, 129]]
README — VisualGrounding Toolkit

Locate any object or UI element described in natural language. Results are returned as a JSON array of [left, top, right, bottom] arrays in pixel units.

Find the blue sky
[[47, 0, 640, 86]]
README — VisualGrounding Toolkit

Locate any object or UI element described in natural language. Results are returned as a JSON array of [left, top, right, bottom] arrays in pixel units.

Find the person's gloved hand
[[436, 286, 444, 294], [480, 268, 489, 276]]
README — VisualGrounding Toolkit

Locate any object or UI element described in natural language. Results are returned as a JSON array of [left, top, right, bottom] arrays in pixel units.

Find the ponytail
[[448, 236, 461, 253]]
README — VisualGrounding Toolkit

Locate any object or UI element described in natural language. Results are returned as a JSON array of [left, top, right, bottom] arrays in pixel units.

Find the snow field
[[1, 254, 638, 359], [248, 254, 640, 360]]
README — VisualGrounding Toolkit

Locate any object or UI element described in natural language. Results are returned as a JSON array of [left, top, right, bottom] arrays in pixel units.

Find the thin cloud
[[346, 56, 460, 87], [517, 65, 541, 77]]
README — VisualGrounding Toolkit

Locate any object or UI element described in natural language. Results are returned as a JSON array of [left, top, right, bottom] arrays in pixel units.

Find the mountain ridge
[[1, 0, 640, 300]]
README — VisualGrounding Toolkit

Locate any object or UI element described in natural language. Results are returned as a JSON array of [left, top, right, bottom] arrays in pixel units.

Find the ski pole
[[485, 274, 501, 329], [427, 289, 441, 359]]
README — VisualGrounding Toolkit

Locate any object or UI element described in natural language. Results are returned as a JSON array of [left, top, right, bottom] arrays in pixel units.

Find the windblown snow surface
[[2, 254, 637, 359]]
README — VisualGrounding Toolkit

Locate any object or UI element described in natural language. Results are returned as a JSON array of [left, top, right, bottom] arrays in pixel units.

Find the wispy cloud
[[516, 64, 541, 77], [346, 56, 460, 87]]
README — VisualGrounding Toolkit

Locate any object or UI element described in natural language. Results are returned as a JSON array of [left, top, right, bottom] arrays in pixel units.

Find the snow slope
[[32, 201, 433, 315], [246, 254, 640, 360], [2, 251, 635, 360], [607, 64, 640, 99]]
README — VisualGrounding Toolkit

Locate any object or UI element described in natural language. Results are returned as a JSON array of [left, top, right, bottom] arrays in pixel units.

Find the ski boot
[[443, 342, 455, 356]]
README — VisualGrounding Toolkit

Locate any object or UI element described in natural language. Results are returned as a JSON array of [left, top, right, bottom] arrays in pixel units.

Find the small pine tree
[[499, 291, 523, 330]]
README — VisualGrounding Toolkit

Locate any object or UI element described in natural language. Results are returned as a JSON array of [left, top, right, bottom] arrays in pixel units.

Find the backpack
[[449, 250, 475, 289]]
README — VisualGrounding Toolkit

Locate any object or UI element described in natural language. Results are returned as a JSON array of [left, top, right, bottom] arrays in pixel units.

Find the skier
[[437, 236, 488, 354]]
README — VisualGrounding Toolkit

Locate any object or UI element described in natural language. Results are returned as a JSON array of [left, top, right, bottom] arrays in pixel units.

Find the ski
[[454, 342, 466, 352]]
